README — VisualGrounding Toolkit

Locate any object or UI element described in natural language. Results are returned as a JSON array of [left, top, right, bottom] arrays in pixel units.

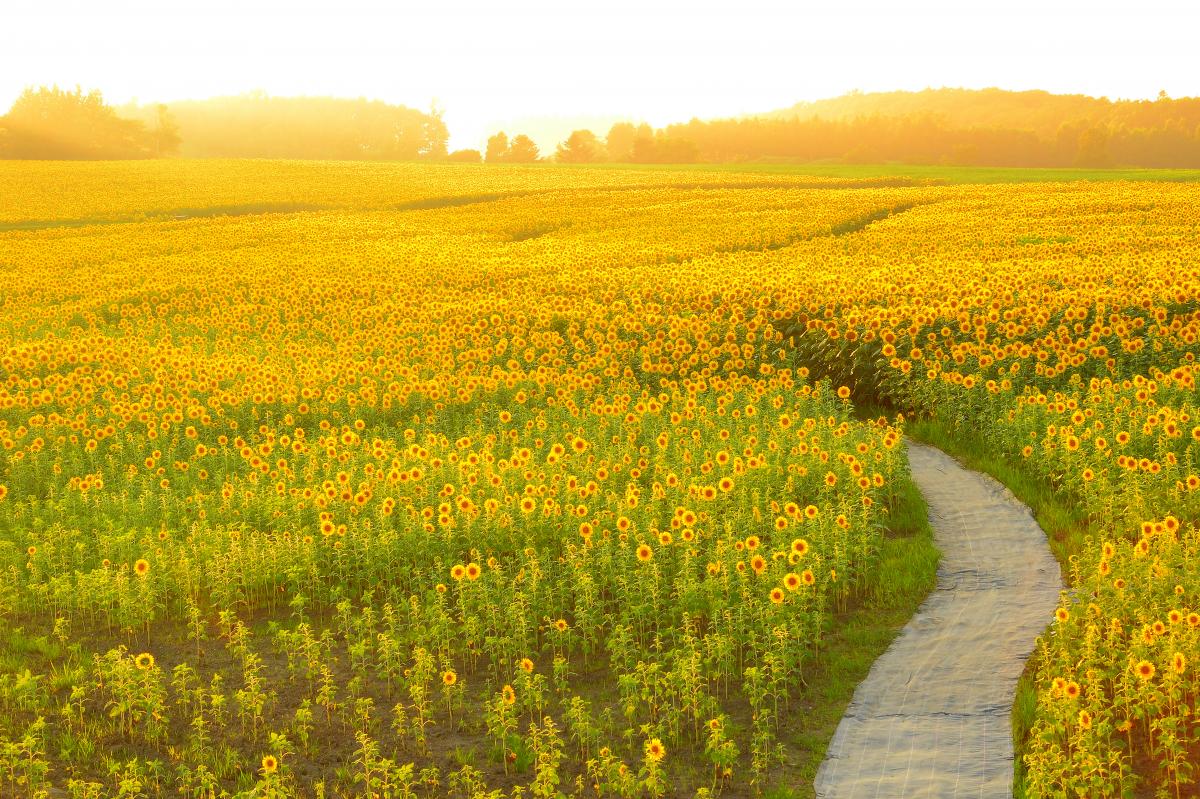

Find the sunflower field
[[0, 161, 1197, 798]]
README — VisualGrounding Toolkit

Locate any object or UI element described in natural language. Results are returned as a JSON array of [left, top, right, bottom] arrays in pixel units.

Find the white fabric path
[[814, 441, 1063, 799]]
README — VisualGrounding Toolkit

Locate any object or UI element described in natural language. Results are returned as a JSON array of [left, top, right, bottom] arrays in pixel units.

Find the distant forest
[[566, 89, 1200, 167], [3, 85, 1200, 166], [658, 88, 1200, 167], [0, 87, 448, 160]]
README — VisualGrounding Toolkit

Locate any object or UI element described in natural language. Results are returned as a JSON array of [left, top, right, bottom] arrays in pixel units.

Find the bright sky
[[2, 0, 1197, 151]]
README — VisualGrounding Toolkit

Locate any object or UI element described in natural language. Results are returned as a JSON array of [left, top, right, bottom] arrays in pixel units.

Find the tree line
[[5, 85, 1200, 167], [539, 89, 1200, 167], [0, 87, 181, 159], [0, 86, 449, 160]]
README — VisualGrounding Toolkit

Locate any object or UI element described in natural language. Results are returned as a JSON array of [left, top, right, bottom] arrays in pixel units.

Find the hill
[[757, 87, 1200, 139], [645, 88, 1200, 167]]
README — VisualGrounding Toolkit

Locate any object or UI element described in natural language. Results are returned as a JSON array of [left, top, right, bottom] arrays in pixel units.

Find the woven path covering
[[814, 441, 1063, 799]]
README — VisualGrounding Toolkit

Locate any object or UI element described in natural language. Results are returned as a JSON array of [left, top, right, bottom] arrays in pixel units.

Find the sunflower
[[1135, 660, 1155, 680], [134, 558, 150, 576], [769, 587, 785, 604], [791, 538, 809, 557], [644, 738, 666, 762], [636, 544, 653, 562], [1055, 607, 1069, 623], [261, 755, 279, 775], [501, 684, 516, 705], [450, 564, 466, 581], [519, 658, 535, 673], [553, 618, 569, 632], [465, 562, 481, 580], [134, 652, 155, 671], [783, 572, 801, 591], [801, 569, 815, 586], [750, 555, 767, 575], [442, 670, 457, 686], [1172, 652, 1187, 674]]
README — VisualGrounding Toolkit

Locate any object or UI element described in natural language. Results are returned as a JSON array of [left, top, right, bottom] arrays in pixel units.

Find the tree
[[629, 125, 658, 163], [605, 122, 637, 162], [1074, 126, 1112, 167], [507, 134, 540, 163], [1, 85, 154, 159], [555, 129, 601, 163], [421, 102, 449, 158], [446, 148, 482, 163], [485, 131, 509, 163], [153, 104, 182, 156]]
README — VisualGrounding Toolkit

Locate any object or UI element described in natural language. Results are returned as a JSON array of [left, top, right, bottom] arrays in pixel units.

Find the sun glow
[[2, 0, 1197, 150]]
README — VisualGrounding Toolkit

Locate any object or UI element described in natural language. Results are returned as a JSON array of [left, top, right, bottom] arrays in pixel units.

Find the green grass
[[555, 161, 1200, 185], [778, 462, 940, 796]]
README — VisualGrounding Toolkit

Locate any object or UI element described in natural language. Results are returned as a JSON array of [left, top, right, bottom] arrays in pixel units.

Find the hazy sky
[[2, 0, 1197, 150]]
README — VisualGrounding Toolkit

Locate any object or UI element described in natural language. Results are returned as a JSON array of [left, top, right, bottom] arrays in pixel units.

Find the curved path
[[814, 441, 1063, 799]]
